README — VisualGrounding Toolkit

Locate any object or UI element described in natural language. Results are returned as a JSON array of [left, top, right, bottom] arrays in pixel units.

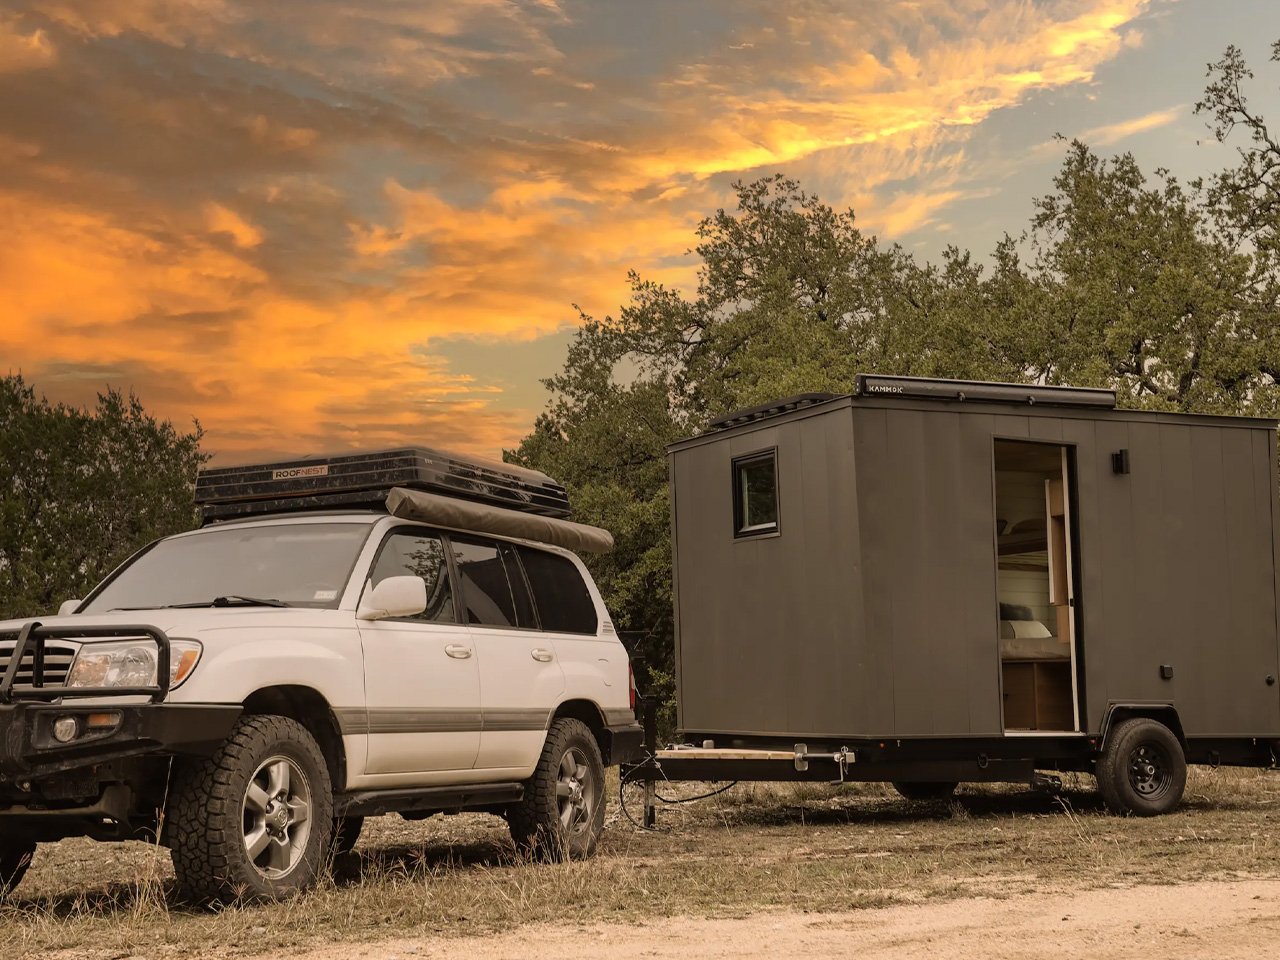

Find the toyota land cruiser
[[0, 449, 642, 902]]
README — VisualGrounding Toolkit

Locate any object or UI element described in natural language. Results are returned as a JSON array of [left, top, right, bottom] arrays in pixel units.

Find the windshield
[[80, 522, 373, 612]]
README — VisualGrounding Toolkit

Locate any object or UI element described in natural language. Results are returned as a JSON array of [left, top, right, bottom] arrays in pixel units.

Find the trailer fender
[[1100, 704, 1186, 751]]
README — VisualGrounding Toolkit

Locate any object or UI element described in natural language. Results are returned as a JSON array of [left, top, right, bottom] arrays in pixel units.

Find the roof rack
[[195, 447, 571, 524], [854, 375, 1116, 409], [706, 393, 841, 432]]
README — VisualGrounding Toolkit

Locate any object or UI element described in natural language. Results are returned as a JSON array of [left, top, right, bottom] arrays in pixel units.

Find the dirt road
[[274, 880, 1280, 960]]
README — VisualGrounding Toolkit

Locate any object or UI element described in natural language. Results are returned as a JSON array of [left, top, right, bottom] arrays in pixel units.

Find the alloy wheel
[[555, 747, 595, 835], [242, 755, 312, 879]]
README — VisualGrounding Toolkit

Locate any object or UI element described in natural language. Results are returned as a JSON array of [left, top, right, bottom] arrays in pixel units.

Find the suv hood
[[0, 607, 337, 641]]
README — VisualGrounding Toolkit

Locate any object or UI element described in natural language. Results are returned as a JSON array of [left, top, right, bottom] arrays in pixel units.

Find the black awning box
[[195, 448, 570, 523]]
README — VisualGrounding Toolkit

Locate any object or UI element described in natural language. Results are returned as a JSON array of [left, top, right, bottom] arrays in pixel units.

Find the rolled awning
[[385, 486, 615, 555]]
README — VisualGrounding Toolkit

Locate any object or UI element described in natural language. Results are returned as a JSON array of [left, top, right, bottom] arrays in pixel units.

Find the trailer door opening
[[993, 439, 1080, 733]]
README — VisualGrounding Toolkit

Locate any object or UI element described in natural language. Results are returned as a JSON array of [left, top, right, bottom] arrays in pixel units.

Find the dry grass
[[7, 766, 1280, 958]]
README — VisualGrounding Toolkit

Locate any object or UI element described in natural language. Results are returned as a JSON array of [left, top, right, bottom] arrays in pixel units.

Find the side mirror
[[58, 599, 81, 617], [356, 576, 427, 621]]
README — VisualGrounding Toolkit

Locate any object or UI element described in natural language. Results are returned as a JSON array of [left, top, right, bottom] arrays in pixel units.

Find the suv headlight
[[66, 639, 202, 691]]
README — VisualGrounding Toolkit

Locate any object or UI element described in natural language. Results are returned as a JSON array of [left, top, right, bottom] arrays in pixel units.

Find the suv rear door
[[448, 534, 565, 774], [516, 545, 627, 721]]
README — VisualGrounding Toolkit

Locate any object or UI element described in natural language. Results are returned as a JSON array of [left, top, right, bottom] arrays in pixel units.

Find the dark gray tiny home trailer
[[632, 375, 1280, 817]]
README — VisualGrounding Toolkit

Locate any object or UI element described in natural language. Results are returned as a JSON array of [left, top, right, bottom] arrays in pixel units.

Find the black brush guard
[[0, 621, 242, 786], [0, 621, 172, 703]]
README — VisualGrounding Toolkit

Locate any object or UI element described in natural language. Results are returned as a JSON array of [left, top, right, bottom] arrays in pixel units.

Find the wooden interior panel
[[1002, 660, 1073, 730], [1002, 662, 1036, 729]]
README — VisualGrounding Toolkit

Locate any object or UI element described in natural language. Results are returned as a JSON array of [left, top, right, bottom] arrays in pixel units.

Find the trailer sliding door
[[993, 440, 1080, 733]]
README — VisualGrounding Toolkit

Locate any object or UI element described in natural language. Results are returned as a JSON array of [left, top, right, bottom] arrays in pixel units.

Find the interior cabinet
[[1002, 660, 1073, 730]]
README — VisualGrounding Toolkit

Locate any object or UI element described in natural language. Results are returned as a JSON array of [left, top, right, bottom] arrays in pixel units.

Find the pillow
[[1000, 619, 1053, 640], [999, 601, 1034, 621]]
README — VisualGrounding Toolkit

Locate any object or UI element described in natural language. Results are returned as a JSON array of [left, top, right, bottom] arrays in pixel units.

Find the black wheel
[[0, 837, 35, 898], [167, 715, 334, 903], [332, 816, 364, 856], [892, 781, 958, 802], [508, 718, 605, 861], [1097, 717, 1186, 816]]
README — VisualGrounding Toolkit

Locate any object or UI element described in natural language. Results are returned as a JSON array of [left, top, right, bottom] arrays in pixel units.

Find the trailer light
[[52, 716, 80, 743], [86, 711, 121, 731]]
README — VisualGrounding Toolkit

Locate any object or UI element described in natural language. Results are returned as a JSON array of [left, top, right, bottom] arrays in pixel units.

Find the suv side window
[[450, 536, 536, 629], [516, 546, 599, 635], [369, 531, 456, 623]]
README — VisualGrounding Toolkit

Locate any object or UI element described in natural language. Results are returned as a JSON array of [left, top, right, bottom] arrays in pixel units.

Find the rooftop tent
[[195, 447, 571, 523]]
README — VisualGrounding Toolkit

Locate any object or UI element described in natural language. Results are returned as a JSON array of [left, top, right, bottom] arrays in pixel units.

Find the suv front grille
[[0, 633, 78, 688]]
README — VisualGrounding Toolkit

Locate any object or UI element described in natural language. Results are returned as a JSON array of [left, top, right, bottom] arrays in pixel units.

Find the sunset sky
[[3, 0, 1278, 463]]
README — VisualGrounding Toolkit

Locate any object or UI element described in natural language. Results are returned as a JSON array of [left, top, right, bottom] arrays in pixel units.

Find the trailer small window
[[734, 451, 779, 537]]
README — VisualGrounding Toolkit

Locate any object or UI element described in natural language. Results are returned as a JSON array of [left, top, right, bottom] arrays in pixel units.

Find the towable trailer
[[624, 376, 1280, 819]]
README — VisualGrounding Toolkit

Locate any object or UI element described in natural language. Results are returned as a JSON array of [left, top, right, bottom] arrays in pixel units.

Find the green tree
[[0, 377, 207, 620], [1012, 140, 1280, 416]]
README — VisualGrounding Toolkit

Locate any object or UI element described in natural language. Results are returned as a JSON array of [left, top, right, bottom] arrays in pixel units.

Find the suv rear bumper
[[605, 721, 644, 765], [0, 702, 243, 780]]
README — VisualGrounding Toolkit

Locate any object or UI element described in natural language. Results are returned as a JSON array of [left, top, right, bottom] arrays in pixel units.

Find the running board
[[335, 782, 525, 818]]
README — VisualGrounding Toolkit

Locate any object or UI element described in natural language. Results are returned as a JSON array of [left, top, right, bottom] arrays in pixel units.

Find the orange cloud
[[204, 202, 264, 249], [2, 0, 1154, 462], [1079, 105, 1184, 145], [0, 14, 56, 72]]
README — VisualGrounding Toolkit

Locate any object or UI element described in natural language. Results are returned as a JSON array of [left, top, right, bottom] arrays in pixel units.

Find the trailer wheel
[[0, 838, 35, 897], [1097, 717, 1186, 816], [892, 781, 958, 802], [332, 816, 364, 857], [508, 718, 605, 861], [168, 715, 334, 903]]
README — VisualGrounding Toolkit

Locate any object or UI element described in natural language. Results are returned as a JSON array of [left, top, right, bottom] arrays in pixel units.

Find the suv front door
[[357, 529, 481, 778]]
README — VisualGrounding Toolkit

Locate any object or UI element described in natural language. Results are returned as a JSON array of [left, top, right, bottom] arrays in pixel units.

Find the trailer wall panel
[[673, 409, 860, 737], [854, 408, 1003, 737]]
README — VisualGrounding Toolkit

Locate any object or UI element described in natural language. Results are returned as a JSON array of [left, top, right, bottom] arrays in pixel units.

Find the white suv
[[0, 494, 641, 902]]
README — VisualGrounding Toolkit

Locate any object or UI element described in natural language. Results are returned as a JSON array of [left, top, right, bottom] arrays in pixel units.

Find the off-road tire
[[508, 718, 605, 862], [0, 838, 35, 898], [892, 781, 958, 802], [168, 715, 333, 903], [1097, 717, 1186, 816], [332, 816, 364, 857]]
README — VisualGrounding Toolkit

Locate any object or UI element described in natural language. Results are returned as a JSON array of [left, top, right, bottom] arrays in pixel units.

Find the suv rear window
[[517, 546, 598, 635], [450, 536, 535, 629]]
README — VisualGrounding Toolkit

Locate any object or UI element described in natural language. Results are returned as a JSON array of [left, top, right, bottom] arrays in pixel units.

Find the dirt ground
[[267, 880, 1280, 960], [12, 770, 1280, 958]]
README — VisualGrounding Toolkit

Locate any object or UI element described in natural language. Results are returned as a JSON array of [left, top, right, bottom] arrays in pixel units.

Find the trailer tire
[[332, 816, 364, 857], [892, 781, 958, 802], [508, 718, 605, 862], [1097, 717, 1186, 816], [0, 838, 35, 897], [168, 715, 334, 903]]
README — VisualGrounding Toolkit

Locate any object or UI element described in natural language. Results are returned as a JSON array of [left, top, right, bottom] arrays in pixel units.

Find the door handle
[[531, 648, 554, 663], [444, 644, 472, 659]]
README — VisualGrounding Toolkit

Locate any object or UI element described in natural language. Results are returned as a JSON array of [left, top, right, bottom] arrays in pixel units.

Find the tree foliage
[[0, 377, 207, 620], [513, 44, 1280, 722]]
